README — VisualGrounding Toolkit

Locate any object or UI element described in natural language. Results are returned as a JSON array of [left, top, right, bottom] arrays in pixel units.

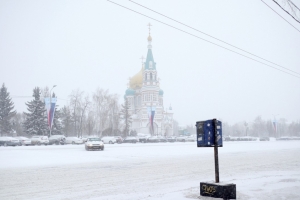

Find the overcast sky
[[1, 0, 299, 126]]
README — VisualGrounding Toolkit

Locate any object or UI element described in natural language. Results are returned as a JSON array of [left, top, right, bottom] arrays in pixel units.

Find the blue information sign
[[196, 119, 222, 147]]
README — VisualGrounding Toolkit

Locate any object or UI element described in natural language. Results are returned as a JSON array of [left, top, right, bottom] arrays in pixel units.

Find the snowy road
[[0, 141, 300, 200]]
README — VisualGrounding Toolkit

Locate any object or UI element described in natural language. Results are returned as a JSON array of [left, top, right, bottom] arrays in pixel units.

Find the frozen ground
[[0, 140, 300, 200]]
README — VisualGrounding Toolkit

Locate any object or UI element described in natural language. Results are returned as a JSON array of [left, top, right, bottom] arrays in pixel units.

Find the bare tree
[[78, 95, 90, 138], [69, 89, 84, 137]]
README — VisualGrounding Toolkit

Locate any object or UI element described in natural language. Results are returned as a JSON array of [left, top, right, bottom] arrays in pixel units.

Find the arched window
[[145, 74, 147, 80], [150, 73, 152, 80]]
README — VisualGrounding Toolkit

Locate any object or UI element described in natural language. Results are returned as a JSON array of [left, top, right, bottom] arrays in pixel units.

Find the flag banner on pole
[[147, 106, 156, 134], [44, 97, 57, 129]]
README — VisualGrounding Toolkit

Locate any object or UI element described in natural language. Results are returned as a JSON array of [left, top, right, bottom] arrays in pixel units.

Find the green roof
[[125, 88, 135, 96], [145, 49, 156, 70], [159, 89, 164, 96]]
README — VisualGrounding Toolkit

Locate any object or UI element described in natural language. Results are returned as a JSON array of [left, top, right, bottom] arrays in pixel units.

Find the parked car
[[137, 133, 150, 143], [48, 135, 66, 145], [31, 136, 49, 145], [176, 136, 187, 142], [123, 136, 139, 143], [65, 137, 84, 145], [101, 136, 117, 144], [0, 137, 19, 147], [259, 137, 270, 141], [85, 137, 104, 151], [186, 136, 196, 142], [114, 136, 123, 144], [147, 136, 160, 143], [157, 136, 167, 142], [15, 137, 31, 146], [166, 136, 176, 142], [81, 137, 88, 142]]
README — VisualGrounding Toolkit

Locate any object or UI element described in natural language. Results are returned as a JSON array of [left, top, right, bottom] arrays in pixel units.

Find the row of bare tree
[[12, 87, 129, 137]]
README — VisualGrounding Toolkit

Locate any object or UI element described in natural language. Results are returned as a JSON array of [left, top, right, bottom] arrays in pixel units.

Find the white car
[[31, 136, 49, 145], [15, 137, 31, 146], [65, 137, 84, 145], [85, 137, 104, 151], [101, 136, 117, 144]]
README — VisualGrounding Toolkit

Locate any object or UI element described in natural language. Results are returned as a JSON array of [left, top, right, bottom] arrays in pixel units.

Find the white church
[[124, 29, 174, 136]]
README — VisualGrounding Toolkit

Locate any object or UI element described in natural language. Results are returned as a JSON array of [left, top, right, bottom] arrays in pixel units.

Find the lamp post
[[49, 85, 57, 137]]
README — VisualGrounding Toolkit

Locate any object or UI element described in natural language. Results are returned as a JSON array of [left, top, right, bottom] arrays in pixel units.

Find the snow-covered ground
[[0, 140, 300, 200]]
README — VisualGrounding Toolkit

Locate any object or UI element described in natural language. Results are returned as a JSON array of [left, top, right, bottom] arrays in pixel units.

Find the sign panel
[[196, 119, 222, 147]]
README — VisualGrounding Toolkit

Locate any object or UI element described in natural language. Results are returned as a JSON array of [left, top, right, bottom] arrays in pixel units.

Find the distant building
[[124, 29, 173, 136]]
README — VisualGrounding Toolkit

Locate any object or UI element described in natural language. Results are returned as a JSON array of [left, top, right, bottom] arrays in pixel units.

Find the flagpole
[[49, 85, 56, 137]]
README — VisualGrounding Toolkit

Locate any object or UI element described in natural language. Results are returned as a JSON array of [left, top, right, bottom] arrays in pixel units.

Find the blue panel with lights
[[196, 119, 222, 147]]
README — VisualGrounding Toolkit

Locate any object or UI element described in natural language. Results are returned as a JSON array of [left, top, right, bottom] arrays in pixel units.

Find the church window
[[146, 94, 150, 101], [150, 73, 152, 80], [153, 94, 157, 101], [145, 74, 147, 80], [153, 74, 156, 80]]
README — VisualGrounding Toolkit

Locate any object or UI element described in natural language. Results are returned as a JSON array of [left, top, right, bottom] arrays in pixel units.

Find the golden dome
[[129, 67, 143, 89], [147, 35, 152, 41]]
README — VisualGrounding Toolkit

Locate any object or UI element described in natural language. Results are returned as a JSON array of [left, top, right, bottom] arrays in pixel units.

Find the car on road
[[101, 136, 117, 144], [15, 136, 31, 146], [65, 137, 84, 145], [123, 136, 139, 143], [85, 137, 104, 151], [48, 135, 66, 145], [0, 137, 20, 147], [31, 136, 49, 145]]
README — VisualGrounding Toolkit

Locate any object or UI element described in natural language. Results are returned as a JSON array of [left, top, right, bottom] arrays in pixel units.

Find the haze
[[1, 0, 299, 126]]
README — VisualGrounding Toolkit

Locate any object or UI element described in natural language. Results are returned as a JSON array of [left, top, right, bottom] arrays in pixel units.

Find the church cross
[[147, 23, 152, 35], [140, 56, 144, 64]]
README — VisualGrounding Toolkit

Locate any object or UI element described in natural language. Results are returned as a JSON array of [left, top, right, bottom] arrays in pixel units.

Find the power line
[[129, 0, 300, 76], [273, 0, 300, 23], [261, 0, 300, 32], [107, 0, 300, 79], [11, 96, 67, 101]]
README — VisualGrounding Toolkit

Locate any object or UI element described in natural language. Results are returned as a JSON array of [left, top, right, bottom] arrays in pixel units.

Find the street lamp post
[[49, 85, 57, 137]]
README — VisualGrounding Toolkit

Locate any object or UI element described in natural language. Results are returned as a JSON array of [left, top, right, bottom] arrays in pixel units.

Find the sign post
[[196, 119, 236, 200]]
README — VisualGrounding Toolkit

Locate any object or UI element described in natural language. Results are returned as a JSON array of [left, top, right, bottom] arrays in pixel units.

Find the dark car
[[0, 137, 20, 147], [48, 135, 66, 145], [137, 136, 148, 143], [123, 137, 138, 143]]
